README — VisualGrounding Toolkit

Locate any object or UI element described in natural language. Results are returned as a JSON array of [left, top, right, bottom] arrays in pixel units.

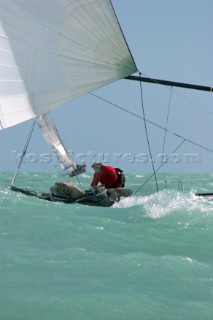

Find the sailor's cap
[[91, 162, 102, 169]]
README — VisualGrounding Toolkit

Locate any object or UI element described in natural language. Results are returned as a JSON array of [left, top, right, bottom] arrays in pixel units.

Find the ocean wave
[[113, 189, 213, 218]]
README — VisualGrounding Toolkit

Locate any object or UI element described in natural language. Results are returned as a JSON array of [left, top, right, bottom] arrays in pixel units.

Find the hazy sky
[[1, 0, 213, 173]]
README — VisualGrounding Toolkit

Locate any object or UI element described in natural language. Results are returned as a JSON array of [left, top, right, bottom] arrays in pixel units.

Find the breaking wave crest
[[114, 189, 213, 218]]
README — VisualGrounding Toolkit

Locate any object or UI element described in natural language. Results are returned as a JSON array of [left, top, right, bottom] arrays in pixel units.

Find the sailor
[[90, 162, 125, 189]]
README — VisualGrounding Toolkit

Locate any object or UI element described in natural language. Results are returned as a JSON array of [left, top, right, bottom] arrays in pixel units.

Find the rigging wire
[[134, 139, 186, 195], [139, 75, 159, 192], [90, 93, 213, 154], [139, 72, 213, 116], [10, 118, 37, 187], [162, 86, 173, 155]]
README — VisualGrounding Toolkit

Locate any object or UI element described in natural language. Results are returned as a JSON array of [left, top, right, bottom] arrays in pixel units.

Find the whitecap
[[114, 189, 213, 219]]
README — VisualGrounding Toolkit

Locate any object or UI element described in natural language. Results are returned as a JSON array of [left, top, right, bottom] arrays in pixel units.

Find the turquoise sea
[[0, 171, 213, 320]]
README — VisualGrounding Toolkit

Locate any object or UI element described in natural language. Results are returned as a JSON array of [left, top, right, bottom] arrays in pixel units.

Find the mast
[[125, 75, 213, 92]]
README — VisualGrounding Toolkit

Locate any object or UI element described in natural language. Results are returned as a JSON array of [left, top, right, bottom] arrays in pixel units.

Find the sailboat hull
[[11, 182, 132, 207], [196, 193, 213, 201], [73, 188, 132, 207], [48, 182, 132, 207]]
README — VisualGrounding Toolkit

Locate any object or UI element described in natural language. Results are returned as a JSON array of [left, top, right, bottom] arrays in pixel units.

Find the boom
[[125, 75, 213, 92]]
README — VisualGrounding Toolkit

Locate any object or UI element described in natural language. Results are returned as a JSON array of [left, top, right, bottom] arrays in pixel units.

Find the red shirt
[[91, 165, 122, 188]]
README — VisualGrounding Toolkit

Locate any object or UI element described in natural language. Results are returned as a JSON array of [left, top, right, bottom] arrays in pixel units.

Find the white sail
[[0, 0, 137, 130], [37, 114, 76, 171]]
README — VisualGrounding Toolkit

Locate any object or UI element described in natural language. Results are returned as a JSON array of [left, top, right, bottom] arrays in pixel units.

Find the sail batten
[[0, 0, 137, 130]]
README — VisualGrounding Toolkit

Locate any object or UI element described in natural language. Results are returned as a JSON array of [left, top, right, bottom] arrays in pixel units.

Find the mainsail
[[0, 0, 137, 130]]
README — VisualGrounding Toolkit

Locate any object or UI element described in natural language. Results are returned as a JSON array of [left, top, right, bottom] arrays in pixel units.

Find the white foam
[[114, 189, 213, 218]]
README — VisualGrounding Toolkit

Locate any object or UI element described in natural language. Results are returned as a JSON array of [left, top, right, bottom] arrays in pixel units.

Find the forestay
[[0, 0, 137, 129]]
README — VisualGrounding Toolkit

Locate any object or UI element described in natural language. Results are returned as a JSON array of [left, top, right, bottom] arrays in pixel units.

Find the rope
[[139, 75, 159, 192]]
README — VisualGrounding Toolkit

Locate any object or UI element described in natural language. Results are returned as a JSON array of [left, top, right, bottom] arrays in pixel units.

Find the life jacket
[[115, 168, 125, 188]]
